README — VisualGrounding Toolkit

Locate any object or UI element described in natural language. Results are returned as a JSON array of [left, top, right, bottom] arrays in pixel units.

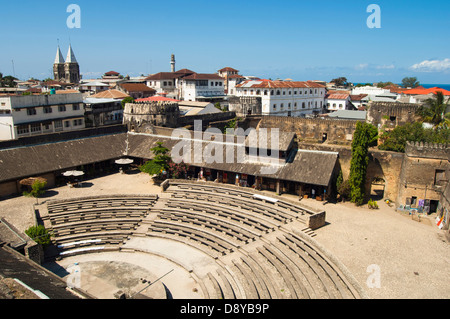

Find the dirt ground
[[0, 171, 448, 299]]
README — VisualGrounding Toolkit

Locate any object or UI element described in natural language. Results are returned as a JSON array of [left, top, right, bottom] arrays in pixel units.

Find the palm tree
[[419, 91, 450, 127]]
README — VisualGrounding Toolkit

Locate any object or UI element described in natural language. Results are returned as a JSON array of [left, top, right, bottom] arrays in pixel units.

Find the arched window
[[302, 102, 305, 108], [264, 90, 268, 95], [256, 90, 260, 95], [276, 90, 281, 95], [271, 90, 274, 95]]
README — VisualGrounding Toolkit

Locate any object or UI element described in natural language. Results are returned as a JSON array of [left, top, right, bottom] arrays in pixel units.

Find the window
[[30, 123, 41, 133], [288, 91, 291, 95], [54, 120, 62, 128], [163, 81, 167, 86], [271, 90, 274, 95], [1, 102, 5, 106], [44, 107, 52, 114], [294, 103, 297, 108], [256, 90, 260, 95], [72, 104, 80, 111], [282, 91, 286, 95], [73, 119, 83, 126], [435, 170, 446, 185], [276, 90, 281, 95], [17, 125, 29, 135], [264, 90, 268, 96], [280, 103, 284, 108], [58, 105, 66, 112], [64, 121, 70, 128], [302, 102, 305, 108], [26, 108, 36, 116], [219, 82, 222, 86], [273, 104, 277, 110], [294, 91, 297, 95], [288, 103, 291, 108]]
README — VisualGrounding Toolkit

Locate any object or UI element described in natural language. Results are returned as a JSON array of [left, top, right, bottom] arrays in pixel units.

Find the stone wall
[[257, 116, 359, 144], [228, 96, 262, 117], [297, 143, 404, 202], [396, 142, 450, 209], [366, 102, 419, 128], [123, 102, 180, 130]]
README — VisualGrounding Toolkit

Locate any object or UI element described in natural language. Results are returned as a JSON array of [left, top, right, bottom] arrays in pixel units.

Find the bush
[[368, 199, 379, 209], [25, 225, 52, 248], [338, 179, 351, 201]]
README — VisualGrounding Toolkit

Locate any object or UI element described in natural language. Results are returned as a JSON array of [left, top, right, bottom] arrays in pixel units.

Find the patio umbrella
[[62, 170, 84, 177], [115, 158, 134, 165]]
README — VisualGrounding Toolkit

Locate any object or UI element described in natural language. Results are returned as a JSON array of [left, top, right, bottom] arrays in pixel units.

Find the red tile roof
[[104, 71, 120, 76], [327, 93, 350, 100], [236, 80, 325, 89], [91, 89, 130, 99], [350, 94, 368, 101], [218, 67, 239, 72], [401, 87, 450, 96], [183, 73, 223, 80], [119, 83, 156, 93]]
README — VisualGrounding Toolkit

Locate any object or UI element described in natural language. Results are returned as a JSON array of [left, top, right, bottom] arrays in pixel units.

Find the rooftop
[[236, 80, 325, 89]]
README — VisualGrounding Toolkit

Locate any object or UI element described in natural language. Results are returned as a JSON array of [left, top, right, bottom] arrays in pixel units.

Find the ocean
[[353, 83, 450, 91], [421, 84, 450, 91]]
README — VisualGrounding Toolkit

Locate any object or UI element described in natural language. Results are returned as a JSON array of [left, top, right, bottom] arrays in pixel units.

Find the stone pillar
[[276, 180, 281, 195]]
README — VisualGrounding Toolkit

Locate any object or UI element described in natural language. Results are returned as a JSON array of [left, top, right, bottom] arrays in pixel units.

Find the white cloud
[[355, 63, 369, 70], [410, 58, 450, 72], [376, 64, 395, 70]]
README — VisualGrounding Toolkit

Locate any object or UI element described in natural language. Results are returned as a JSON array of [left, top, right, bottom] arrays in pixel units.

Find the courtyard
[[0, 171, 448, 299]]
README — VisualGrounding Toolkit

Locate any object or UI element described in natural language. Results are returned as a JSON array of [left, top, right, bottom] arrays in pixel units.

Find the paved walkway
[[0, 171, 448, 299]]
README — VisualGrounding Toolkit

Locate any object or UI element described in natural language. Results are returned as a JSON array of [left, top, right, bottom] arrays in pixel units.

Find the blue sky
[[1, 0, 449, 83]]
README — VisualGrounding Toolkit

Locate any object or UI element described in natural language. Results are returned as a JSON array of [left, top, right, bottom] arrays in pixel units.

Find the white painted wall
[[235, 86, 326, 116]]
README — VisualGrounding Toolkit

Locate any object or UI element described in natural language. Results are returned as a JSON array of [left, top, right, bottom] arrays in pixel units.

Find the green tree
[[25, 225, 52, 249], [418, 91, 450, 127], [377, 81, 395, 88], [401, 77, 420, 88], [23, 180, 47, 204], [0, 73, 18, 88], [331, 77, 349, 88], [349, 122, 378, 205], [378, 122, 450, 153], [121, 96, 135, 109], [139, 142, 172, 175]]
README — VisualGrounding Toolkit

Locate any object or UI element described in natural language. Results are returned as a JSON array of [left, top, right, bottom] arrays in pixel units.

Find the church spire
[[66, 44, 77, 63], [54, 45, 65, 64]]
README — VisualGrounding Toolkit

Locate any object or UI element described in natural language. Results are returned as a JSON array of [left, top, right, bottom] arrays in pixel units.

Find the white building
[[233, 80, 326, 117], [0, 93, 85, 140], [351, 86, 390, 96], [326, 93, 355, 111], [180, 73, 225, 101]]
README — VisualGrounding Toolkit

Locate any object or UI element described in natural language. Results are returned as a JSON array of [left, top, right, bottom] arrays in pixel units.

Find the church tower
[[53, 46, 66, 82], [64, 44, 80, 84]]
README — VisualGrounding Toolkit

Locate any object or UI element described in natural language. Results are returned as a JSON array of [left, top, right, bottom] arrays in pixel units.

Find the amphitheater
[[38, 179, 367, 299]]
